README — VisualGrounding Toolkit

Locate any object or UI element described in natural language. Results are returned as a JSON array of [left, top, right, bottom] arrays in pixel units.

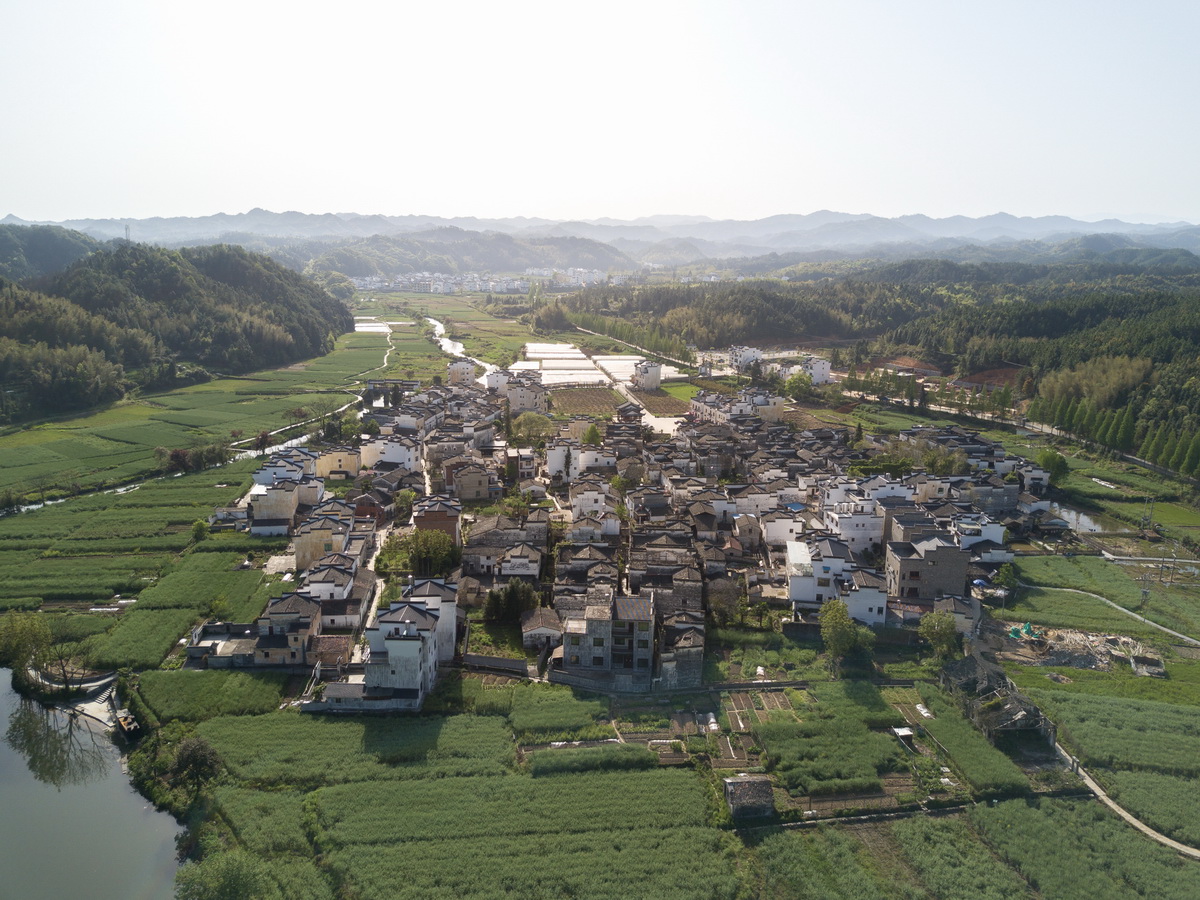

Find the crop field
[[548, 387, 624, 418], [136, 670, 288, 722], [323, 827, 741, 900], [358, 294, 533, 367], [475, 682, 614, 743], [88, 607, 200, 669], [1016, 556, 1143, 609], [1020, 664, 1200, 846], [133, 551, 264, 611], [970, 797, 1200, 899], [755, 716, 903, 796], [377, 324, 452, 382], [213, 787, 312, 856], [0, 462, 259, 606], [630, 387, 691, 416], [313, 769, 708, 848], [1030, 690, 1200, 778], [1006, 656, 1200, 706], [527, 743, 657, 776], [196, 712, 517, 786], [754, 825, 924, 899], [203, 704, 742, 899], [0, 331, 385, 498], [890, 816, 1034, 900], [916, 685, 1030, 797]]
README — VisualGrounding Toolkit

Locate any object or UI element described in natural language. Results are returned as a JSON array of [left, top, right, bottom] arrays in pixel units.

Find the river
[[0, 671, 180, 900], [425, 317, 497, 383]]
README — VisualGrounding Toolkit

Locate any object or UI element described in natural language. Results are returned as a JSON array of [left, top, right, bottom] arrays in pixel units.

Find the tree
[[706, 576, 744, 627], [581, 423, 603, 446], [819, 598, 858, 676], [484, 581, 538, 625], [377, 528, 460, 579], [918, 610, 960, 658], [175, 850, 282, 900], [993, 563, 1019, 610], [167, 448, 193, 473], [784, 372, 813, 401], [253, 430, 271, 452], [1034, 448, 1069, 486], [190, 520, 209, 544], [0, 612, 52, 689], [513, 412, 555, 445], [172, 736, 222, 800]]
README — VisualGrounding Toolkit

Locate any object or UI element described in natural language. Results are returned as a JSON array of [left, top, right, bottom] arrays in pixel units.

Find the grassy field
[[1012, 555, 1200, 639]]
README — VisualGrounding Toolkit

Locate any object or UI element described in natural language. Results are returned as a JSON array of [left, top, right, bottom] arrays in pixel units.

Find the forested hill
[[0, 224, 100, 280], [43, 243, 353, 372], [0, 241, 353, 419]]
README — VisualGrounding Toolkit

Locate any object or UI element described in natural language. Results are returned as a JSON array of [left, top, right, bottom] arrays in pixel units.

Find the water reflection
[[4, 700, 112, 789]]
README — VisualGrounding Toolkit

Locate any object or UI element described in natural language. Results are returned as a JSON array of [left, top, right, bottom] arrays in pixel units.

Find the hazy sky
[[3, 1, 1196, 223]]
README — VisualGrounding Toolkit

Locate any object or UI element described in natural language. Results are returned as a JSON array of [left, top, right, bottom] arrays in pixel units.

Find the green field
[[0, 331, 387, 499], [1013, 555, 1200, 640]]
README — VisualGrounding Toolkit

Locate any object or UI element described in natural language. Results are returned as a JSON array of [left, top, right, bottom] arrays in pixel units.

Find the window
[[263, 651, 270, 659], [637, 639, 649, 649], [637, 658, 649, 668], [570, 636, 580, 646], [569, 654, 579, 665], [593, 637, 604, 647], [637, 622, 649, 632], [593, 656, 604, 666], [817, 578, 830, 587]]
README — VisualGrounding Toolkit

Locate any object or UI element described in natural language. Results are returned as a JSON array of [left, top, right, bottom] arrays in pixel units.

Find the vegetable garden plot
[[915, 686, 1030, 797]]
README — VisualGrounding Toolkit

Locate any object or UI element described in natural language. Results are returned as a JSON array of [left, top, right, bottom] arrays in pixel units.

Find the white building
[[631, 360, 662, 391]]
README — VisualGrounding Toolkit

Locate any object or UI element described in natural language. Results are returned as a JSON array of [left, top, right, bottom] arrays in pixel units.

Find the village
[[179, 346, 1070, 729]]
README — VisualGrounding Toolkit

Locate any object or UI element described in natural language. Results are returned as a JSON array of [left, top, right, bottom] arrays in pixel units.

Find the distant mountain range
[[5, 209, 1200, 271]]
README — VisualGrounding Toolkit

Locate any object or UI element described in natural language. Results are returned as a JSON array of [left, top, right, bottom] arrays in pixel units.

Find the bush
[[529, 743, 657, 776]]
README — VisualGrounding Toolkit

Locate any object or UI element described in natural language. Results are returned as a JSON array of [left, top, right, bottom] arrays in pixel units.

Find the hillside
[[0, 224, 100, 280], [0, 240, 352, 419], [292, 229, 634, 277]]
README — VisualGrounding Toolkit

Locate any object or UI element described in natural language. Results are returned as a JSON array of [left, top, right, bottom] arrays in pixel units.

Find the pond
[[0, 671, 180, 900], [1050, 503, 1130, 534]]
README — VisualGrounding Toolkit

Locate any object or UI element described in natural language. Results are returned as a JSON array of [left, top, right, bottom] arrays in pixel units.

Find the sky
[[2, 0, 1197, 224]]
